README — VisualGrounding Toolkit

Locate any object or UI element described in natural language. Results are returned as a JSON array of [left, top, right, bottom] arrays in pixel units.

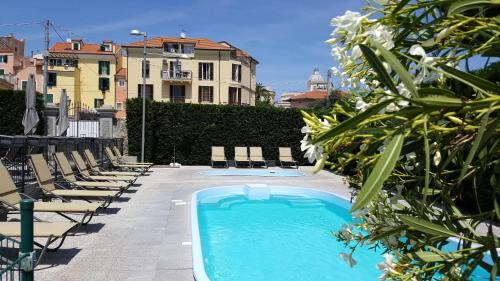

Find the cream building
[[123, 36, 257, 105], [47, 39, 119, 109]]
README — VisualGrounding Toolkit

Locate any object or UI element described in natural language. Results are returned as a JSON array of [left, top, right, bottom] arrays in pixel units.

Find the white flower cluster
[[327, 10, 395, 90], [300, 125, 324, 163]]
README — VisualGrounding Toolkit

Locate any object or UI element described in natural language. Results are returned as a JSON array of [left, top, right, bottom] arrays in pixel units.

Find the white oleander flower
[[301, 125, 312, 134], [351, 45, 363, 60], [376, 253, 397, 281], [330, 10, 366, 41], [365, 24, 395, 50], [409, 44, 438, 85], [355, 98, 370, 112], [300, 135, 324, 163]]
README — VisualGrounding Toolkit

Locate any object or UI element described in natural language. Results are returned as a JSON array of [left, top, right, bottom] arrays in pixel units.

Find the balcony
[[161, 70, 192, 83]]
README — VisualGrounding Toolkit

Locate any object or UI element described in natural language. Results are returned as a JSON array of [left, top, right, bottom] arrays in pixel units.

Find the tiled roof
[[124, 37, 231, 51], [116, 68, 126, 77], [49, 42, 116, 55], [290, 90, 328, 101]]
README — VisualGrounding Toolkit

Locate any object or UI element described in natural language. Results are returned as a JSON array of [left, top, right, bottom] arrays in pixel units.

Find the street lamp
[[130, 29, 147, 163]]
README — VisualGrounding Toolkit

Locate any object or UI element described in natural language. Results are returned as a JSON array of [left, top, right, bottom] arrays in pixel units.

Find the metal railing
[[160, 70, 192, 82], [0, 135, 124, 195], [0, 200, 35, 281]]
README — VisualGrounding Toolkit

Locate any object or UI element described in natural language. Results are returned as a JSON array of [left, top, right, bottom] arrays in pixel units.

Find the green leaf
[[423, 115, 430, 202], [400, 215, 464, 238], [448, 0, 500, 16], [360, 44, 398, 95], [413, 95, 464, 108], [459, 108, 491, 183], [351, 131, 405, 212], [371, 39, 419, 98], [439, 64, 500, 94], [313, 99, 396, 144], [412, 250, 465, 262], [418, 87, 458, 98], [392, 0, 411, 14]]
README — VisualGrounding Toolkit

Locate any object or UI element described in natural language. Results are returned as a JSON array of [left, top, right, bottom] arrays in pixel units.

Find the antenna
[[179, 25, 187, 38]]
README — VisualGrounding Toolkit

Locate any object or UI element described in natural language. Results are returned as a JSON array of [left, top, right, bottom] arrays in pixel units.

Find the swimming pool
[[200, 169, 305, 177], [192, 185, 493, 281]]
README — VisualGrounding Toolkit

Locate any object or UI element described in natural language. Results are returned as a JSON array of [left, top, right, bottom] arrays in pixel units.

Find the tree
[[255, 83, 273, 105], [302, 1, 500, 280]]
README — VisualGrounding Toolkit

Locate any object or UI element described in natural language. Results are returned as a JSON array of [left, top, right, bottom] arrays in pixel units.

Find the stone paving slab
[[33, 166, 348, 281]]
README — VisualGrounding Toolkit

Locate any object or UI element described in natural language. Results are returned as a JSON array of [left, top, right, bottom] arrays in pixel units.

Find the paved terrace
[[35, 166, 348, 281]]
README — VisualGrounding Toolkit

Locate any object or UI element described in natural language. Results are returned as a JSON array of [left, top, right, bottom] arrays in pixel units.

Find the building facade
[[47, 39, 119, 109], [124, 37, 257, 106]]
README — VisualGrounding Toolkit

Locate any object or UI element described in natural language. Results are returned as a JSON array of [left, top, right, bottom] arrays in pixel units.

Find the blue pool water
[[193, 186, 493, 281], [200, 169, 304, 177]]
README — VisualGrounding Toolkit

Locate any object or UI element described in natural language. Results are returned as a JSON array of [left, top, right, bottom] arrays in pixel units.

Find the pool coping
[[198, 170, 306, 177]]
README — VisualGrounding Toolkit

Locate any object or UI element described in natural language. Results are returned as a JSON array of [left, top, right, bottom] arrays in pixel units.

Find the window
[[63, 59, 78, 67], [118, 79, 125, 87], [48, 72, 57, 87], [0, 69, 4, 75], [142, 60, 150, 78], [183, 44, 194, 54], [138, 84, 154, 100], [169, 85, 185, 103], [116, 102, 123, 110], [0, 55, 8, 63], [72, 42, 80, 50], [198, 86, 213, 103], [94, 99, 104, 108], [49, 59, 62, 66], [21, 80, 27, 91], [46, 93, 53, 103], [229, 87, 241, 105], [199, 63, 213, 80], [98, 61, 110, 75], [99, 77, 110, 91], [232, 64, 241, 82]]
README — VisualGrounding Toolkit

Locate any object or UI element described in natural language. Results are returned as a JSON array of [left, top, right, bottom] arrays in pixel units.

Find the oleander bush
[[0, 89, 44, 135], [301, 0, 500, 280], [126, 100, 309, 165]]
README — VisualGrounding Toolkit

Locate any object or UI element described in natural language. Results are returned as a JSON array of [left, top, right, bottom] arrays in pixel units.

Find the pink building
[[13, 56, 44, 92], [0, 34, 44, 92], [0, 34, 25, 77]]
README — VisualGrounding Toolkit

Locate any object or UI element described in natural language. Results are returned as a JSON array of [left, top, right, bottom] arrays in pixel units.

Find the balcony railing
[[0, 74, 15, 85], [161, 70, 192, 82]]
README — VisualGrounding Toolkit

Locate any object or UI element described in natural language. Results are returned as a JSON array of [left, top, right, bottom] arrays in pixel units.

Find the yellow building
[[123, 36, 257, 105], [47, 39, 119, 109]]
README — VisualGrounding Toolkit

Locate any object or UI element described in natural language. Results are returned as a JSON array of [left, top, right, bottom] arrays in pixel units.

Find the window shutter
[[106, 62, 110, 75], [238, 65, 241, 82], [99, 78, 102, 90], [169, 85, 173, 100], [198, 86, 202, 102], [210, 86, 213, 103], [98, 62, 102, 75], [210, 63, 214, 80]]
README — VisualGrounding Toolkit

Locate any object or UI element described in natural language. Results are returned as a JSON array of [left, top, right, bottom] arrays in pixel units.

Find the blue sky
[[2, 0, 368, 96], [2, 0, 494, 97]]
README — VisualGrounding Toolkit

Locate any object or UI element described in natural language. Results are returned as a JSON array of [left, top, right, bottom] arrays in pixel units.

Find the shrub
[[0, 89, 45, 135], [126, 99, 309, 165]]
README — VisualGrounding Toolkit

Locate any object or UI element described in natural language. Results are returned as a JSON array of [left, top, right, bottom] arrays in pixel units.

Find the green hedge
[[0, 89, 45, 135], [126, 99, 310, 165]]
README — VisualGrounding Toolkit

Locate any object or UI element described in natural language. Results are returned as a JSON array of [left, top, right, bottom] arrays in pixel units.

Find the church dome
[[308, 68, 325, 84]]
